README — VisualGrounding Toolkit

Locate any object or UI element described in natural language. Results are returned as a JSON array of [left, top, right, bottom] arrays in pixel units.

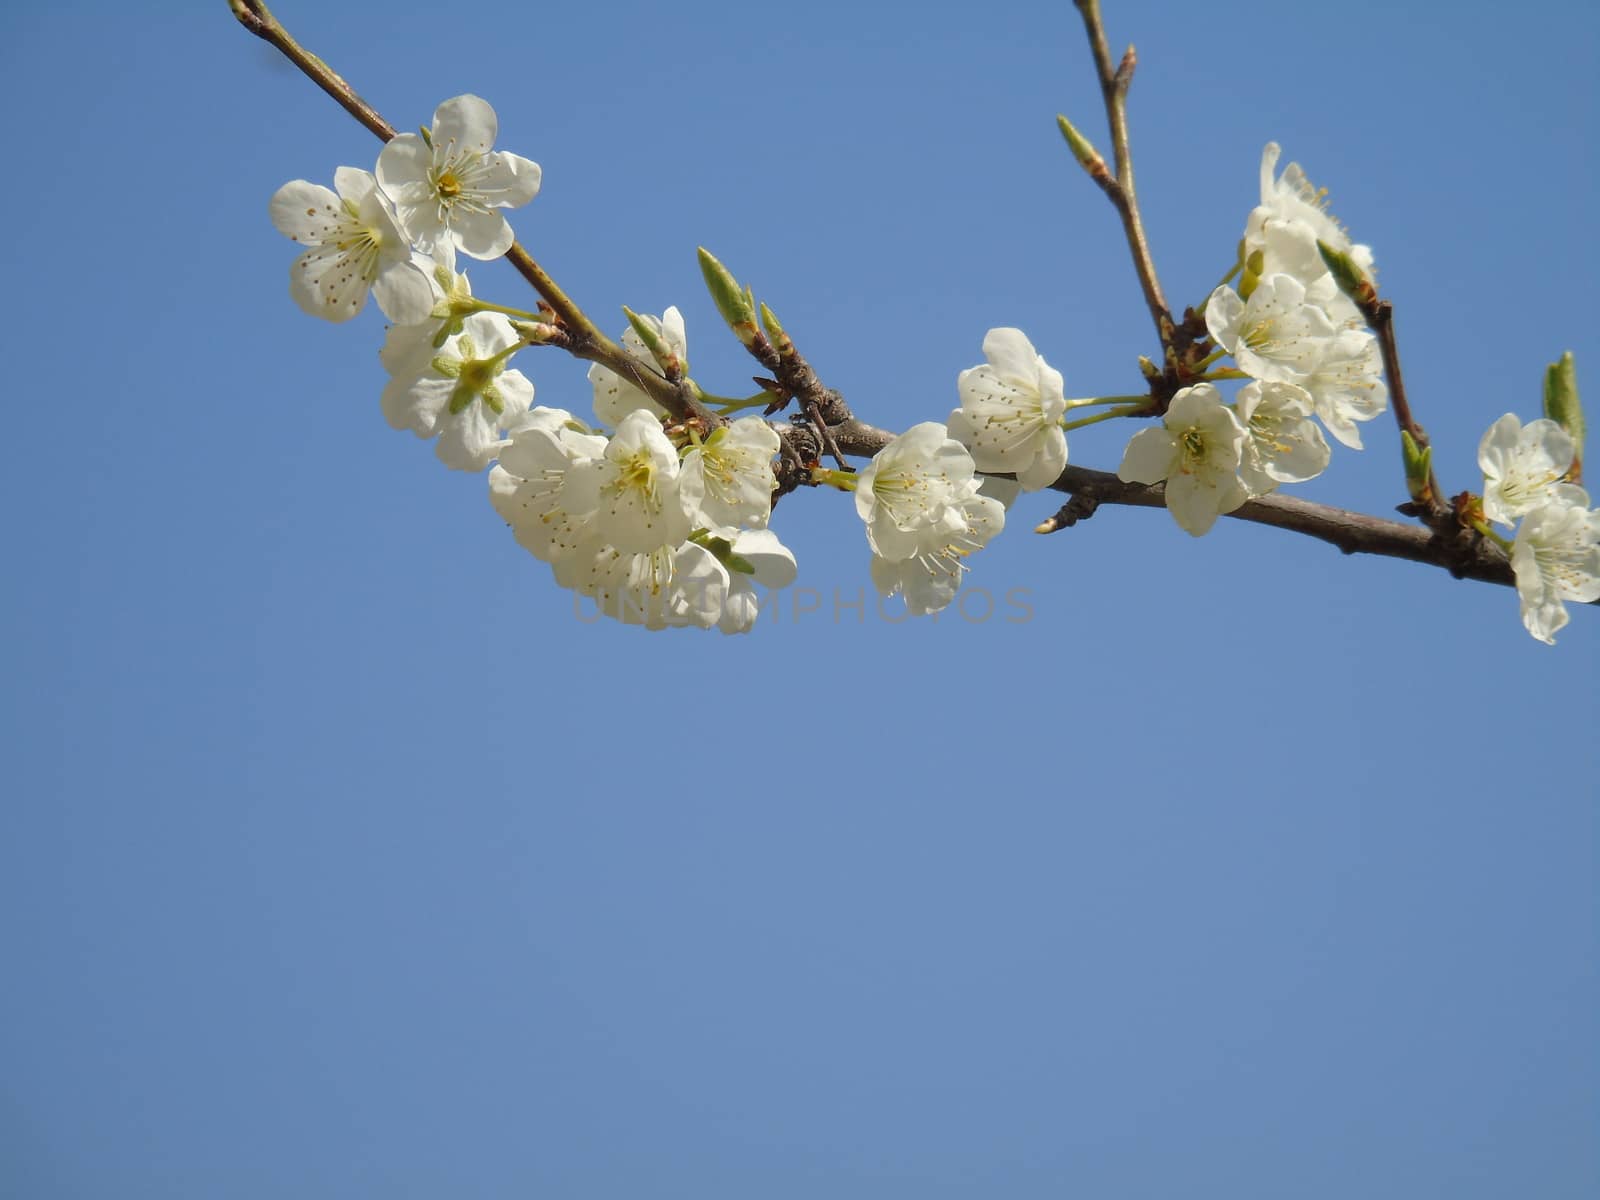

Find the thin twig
[[1366, 300, 1448, 522], [1072, 0, 1170, 349]]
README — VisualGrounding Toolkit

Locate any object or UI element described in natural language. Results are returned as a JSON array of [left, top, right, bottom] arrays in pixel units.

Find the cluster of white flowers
[[1477, 414, 1599, 643], [268, 105, 1589, 645], [1110, 145, 1386, 535], [853, 423, 1006, 615], [271, 98, 796, 633], [491, 394, 792, 633]]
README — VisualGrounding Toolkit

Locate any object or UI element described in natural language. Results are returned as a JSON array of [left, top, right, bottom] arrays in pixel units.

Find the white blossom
[[869, 489, 1005, 616], [1244, 143, 1373, 326], [716, 530, 798, 634], [1511, 486, 1600, 644], [948, 327, 1069, 491], [680, 417, 780, 531], [1118, 384, 1248, 537], [667, 529, 799, 634], [1233, 380, 1330, 496], [269, 167, 433, 323], [557, 537, 686, 630], [588, 306, 685, 427], [1478, 413, 1577, 527], [488, 408, 607, 565], [377, 259, 475, 382], [375, 95, 541, 260], [573, 409, 692, 554], [379, 312, 533, 471], [1206, 275, 1337, 384], [853, 423, 1004, 615], [1298, 328, 1388, 450], [854, 422, 977, 562]]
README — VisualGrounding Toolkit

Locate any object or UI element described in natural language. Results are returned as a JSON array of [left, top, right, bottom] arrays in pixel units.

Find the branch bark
[[828, 418, 1574, 595], [1072, 0, 1170, 350]]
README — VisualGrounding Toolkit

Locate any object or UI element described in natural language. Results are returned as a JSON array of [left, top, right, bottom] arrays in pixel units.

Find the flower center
[[618, 451, 658, 499], [437, 170, 462, 199]]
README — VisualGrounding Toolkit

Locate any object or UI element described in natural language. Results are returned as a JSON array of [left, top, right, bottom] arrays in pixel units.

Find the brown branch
[[1072, 0, 1170, 349], [228, 0, 717, 427], [1366, 300, 1449, 524], [826, 418, 1585, 597]]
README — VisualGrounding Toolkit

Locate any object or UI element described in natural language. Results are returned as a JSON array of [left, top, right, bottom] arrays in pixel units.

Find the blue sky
[[2, 1, 1595, 1195]]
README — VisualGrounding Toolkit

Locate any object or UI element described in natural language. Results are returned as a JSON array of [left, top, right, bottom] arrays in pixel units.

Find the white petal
[[1118, 427, 1175, 485], [287, 243, 372, 322], [451, 208, 516, 260], [1016, 428, 1068, 492], [981, 327, 1039, 383], [480, 152, 542, 208], [372, 260, 435, 324], [431, 94, 498, 157], [270, 180, 342, 243]]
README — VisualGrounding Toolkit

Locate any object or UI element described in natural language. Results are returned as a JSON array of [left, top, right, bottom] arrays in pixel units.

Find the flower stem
[[810, 467, 859, 491], [705, 392, 776, 414], [1471, 519, 1514, 553], [470, 299, 548, 322], [1061, 403, 1150, 432], [1064, 393, 1149, 410]]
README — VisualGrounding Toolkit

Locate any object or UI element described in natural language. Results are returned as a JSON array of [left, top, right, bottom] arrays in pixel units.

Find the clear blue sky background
[[2, 1, 1595, 1195]]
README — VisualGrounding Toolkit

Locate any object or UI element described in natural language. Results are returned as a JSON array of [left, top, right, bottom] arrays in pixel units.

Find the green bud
[[1056, 114, 1107, 178], [1542, 351, 1584, 472], [759, 302, 795, 359], [697, 247, 758, 346], [1400, 429, 1433, 503], [1317, 240, 1377, 310], [1239, 248, 1265, 300], [622, 305, 681, 375]]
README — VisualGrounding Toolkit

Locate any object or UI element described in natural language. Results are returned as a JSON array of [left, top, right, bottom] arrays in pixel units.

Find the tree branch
[[1071, 0, 1171, 350], [827, 417, 1583, 596], [227, 0, 717, 427]]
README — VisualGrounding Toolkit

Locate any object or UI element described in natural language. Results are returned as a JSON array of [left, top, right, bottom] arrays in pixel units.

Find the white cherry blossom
[[854, 422, 977, 562], [680, 417, 780, 531], [869, 489, 1005, 616], [1118, 384, 1248, 537], [1511, 486, 1600, 644], [715, 530, 799, 634], [1206, 275, 1337, 384], [666, 529, 799, 634], [376, 95, 541, 260], [1298, 328, 1388, 450], [557, 537, 685, 630], [1478, 413, 1577, 527], [574, 409, 692, 553], [948, 327, 1069, 491], [489, 408, 607, 565], [1244, 143, 1374, 326], [379, 312, 533, 471], [1233, 380, 1330, 496], [588, 306, 685, 427], [269, 167, 433, 323], [377, 259, 474, 381]]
